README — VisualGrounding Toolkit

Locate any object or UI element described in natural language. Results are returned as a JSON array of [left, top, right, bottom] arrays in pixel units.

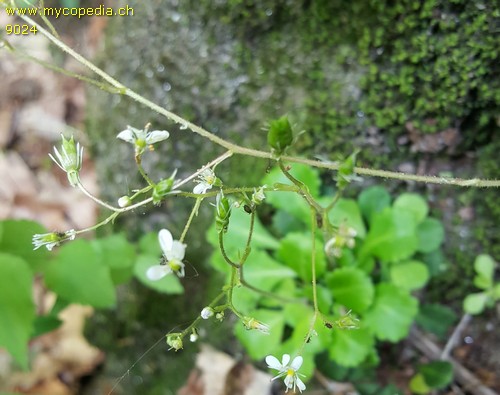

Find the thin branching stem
[[8, 11, 500, 188]]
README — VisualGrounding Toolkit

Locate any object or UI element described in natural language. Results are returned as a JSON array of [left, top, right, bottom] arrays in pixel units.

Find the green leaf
[[364, 283, 418, 341], [416, 218, 444, 253], [91, 234, 135, 284], [463, 292, 488, 314], [45, 240, 116, 308], [393, 193, 428, 224], [494, 283, 500, 300], [263, 163, 320, 222], [419, 361, 453, 388], [0, 220, 50, 272], [277, 233, 325, 282], [0, 253, 35, 369], [361, 207, 418, 263], [473, 254, 495, 289], [326, 268, 374, 313], [416, 304, 457, 339], [31, 315, 62, 338], [134, 254, 183, 294], [358, 186, 391, 223], [207, 208, 279, 254], [138, 232, 162, 255], [390, 260, 430, 290], [409, 373, 430, 394], [327, 198, 367, 238], [234, 309, 285, 360], [329, 327, 375, 367]]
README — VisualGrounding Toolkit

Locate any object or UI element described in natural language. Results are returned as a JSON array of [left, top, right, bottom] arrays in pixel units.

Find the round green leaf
[[474, 254, 495, 285], [394, 193, 428, 223], [361, 207, 418, 263], [463, 292, 488, 315], [0, 253, 35, 369], [277, 233, 325, 282], [416, 218, 444, 253], [358, 186, 391, 223], [0, 220, 50, 272], [329, 327, 375, 367], [409, 373, 430, 394], [416, 304, 457, 339], [390, 260, 430, 290], [327, 198, 367, 238], [134, 254, 183, 294], [327, 268, 374, 313], [364, 283, 418, 341], [45, 240, 116, 308], [419, 361, 453, 388]]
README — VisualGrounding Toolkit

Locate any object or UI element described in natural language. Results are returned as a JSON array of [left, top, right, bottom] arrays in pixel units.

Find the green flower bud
[[267, 115, 293, 154], [152, 170, 177, 205], [215, 192, 231, 234]]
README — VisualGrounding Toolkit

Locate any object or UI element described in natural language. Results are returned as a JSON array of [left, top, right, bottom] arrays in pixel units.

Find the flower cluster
[[266, 354, 306, 393], [146, 229, 187, 280]]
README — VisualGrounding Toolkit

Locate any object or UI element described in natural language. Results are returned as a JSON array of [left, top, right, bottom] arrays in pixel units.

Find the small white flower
[[324, 225, 357, 258], [146, 229, 186, 280], [189, 333, 198, 342], [266, 354, 306, 393], [117, 125, 169, 155], [193, 168, 220, 194], [32, 229, 76, 251], [252, 186, 266, 205], [201, 307, 214, 319]]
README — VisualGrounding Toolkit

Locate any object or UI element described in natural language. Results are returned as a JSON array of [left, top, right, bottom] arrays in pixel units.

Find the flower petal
[[146, 265, 171, 281], [296, 377, 306, 392], [284, 374, 294, 389], [167, 240, 186, 261], [193, 182, 209, 194], [158, 229, 173, 254], [282, 354, 291, 367], [146, 130, 170, 144], [290, 356, 303, 371], [265, 355, 282, 371], [116, 129, 135, 143]]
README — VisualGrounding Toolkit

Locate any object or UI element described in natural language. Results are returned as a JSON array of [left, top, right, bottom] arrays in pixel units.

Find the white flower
[[118, 196, 132, 207], [146, 229, 186, 280], [193, 168, 219, 194], [32, 229, 76, 251], [252, 186, 266, 205], [266, 354, 306, 393], [117, 125, 169, 155], [49, 135, 83, 187], [201, 307, 214, 319]]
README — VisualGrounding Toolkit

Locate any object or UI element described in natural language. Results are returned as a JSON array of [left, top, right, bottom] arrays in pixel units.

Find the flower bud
[[201, 307, 214, 319], [215, 192, 231, 234], [118, 196, 132, 208], [152, 170, 177, 205], [215, 311, 225, 321], [267, 115, 293, 154]]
